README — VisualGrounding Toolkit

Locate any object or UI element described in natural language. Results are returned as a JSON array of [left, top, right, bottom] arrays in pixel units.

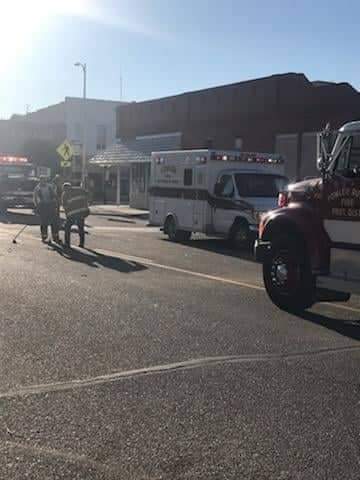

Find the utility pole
[[74, 62, 87, 187]]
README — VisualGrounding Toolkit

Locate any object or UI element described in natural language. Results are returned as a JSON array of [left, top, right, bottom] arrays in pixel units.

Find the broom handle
[[13, 224, 28, 241]]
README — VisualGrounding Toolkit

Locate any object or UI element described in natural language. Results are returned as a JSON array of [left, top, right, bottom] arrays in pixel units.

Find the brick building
[[116, 73, 360, 182]]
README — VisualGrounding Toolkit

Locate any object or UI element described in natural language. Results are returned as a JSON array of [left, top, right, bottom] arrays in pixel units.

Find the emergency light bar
[[155, 156, 207, 164], [210, 153, 283, 164], [0, 156, 29, 165]]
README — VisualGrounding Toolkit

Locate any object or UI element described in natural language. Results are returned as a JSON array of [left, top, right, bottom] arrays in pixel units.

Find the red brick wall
[[116, 73, 360, 152]]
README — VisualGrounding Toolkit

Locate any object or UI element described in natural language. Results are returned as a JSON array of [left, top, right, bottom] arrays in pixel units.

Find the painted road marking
[[1, 346, 360, 399], [96, 248, 360, 314], [96, 247, 265, 291], [4, 230, 360, 315]]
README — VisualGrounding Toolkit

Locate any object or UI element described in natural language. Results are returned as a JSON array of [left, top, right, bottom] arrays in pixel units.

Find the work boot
[[41, 236, 47, 243]]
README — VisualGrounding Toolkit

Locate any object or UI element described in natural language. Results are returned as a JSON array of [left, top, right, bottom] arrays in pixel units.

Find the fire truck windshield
[[335, 134, 360, 173], [0, 164, 34, 178]]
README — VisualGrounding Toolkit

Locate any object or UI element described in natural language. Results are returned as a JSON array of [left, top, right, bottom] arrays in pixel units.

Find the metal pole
[[116, 165, 121, 205], [82, 63, 87, 188]]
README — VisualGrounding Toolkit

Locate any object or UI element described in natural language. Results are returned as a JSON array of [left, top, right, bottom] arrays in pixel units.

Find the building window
[[96, 124, 107, 150], [184, 168, 193, 186], [235, 137, 243, 150]]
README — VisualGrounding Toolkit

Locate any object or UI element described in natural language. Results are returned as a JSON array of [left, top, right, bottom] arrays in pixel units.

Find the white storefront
[[90, 132, 182, 209]]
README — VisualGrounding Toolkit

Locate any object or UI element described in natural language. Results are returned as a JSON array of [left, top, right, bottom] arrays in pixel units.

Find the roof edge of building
[[65, 96, 128, 104], [116, 72, 309, 108]]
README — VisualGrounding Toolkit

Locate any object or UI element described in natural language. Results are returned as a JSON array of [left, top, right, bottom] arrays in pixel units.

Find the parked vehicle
[[0, 156, 38, 213], [256, 121, 360, 311], [149, 149, 287, 247]]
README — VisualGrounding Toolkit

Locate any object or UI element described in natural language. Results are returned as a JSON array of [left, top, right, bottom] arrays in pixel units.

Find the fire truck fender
[[260, 205, 330, 273]]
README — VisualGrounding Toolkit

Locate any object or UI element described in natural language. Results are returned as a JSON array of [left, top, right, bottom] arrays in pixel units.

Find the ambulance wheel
[[0, 201, 7, 215], [165, 216, 191, 242], [229, 220, 251, 249], [263, 234, 315, 312]]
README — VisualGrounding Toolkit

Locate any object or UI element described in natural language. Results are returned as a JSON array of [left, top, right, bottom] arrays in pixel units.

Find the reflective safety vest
[[62, 187, 89, 218]]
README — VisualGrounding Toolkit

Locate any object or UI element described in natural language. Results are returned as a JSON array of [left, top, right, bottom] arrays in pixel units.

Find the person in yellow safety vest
[[62, 182, 90, 248]]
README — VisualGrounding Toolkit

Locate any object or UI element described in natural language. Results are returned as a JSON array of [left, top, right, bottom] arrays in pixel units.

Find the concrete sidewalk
[[90, 204, 149, 218]]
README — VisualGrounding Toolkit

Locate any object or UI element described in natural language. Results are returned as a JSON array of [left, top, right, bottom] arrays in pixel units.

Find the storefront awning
[[89, 141, 150, 166], [89, 132, 182, 166]]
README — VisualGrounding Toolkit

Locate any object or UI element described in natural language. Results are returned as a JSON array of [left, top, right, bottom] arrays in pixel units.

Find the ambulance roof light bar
[[211, 152, 284, 164]]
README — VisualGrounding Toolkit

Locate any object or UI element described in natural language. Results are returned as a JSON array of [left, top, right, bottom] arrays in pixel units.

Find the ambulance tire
[[229, 219, 251, 250], [165, 216, 191, 242], [0, 201, 7, 215], [263, 233, 315, 312]]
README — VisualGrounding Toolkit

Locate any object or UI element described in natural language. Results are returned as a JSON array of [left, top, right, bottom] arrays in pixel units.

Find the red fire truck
[[0, 156, 38, 213], [255, 122, 360, 311]]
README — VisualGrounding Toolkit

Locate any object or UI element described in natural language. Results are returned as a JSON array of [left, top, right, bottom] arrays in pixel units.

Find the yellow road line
[[96, 248, 360, 314], [9, 236, 360, 315], [96, 248, 265, 291], [322, 302, 360, 314]]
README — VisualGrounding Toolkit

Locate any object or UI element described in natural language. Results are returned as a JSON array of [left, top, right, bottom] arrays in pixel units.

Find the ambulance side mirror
[[214, 183, 223, 196]]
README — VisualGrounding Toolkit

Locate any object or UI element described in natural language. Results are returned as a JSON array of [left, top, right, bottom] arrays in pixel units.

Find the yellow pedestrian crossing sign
[[57, 140, 74, 167]]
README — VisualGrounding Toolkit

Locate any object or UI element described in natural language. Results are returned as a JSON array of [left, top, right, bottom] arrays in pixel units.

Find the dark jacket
[[62, 187, 90, 219], [33, 183, 57, 223]]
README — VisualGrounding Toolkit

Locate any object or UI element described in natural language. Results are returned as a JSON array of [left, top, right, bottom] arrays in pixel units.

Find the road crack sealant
[[1, 345, 360, 399]]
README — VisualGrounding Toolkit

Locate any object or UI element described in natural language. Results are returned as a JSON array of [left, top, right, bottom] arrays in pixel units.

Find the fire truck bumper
[[254, 240, 272, 262]]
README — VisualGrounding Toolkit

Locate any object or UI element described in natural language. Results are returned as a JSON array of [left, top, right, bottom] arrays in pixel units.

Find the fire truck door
[[323, 136, 360, 284]]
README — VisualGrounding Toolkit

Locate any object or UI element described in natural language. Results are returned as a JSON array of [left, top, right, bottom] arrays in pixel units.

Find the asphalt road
[[0, 208, 359, 479]]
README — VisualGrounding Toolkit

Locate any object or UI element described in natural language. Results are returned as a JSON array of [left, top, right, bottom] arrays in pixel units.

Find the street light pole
[[74, 62, 87, 187]]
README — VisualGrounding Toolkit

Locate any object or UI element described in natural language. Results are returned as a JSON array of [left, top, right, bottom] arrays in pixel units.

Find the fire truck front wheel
[[164, 216, 191, 242], [263, 234, 315, 312]]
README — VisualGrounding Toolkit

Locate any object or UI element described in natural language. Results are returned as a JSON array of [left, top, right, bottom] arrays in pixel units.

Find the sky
[[1, 0, 360, 119]]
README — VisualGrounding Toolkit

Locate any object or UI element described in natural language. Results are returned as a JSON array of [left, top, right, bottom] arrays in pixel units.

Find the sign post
[[56, 140, 74, 180]]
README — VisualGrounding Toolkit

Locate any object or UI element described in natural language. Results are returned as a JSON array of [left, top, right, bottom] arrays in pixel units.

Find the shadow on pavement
[[162, 237, 256, 263], [49, 243, 147, 273], [298, 308, 360, 341], [92, 211, 149, 221], [108, 218, 136, 224]]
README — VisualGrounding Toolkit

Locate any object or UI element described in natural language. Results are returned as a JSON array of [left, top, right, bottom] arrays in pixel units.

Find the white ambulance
[[149, 149, 287, 246]]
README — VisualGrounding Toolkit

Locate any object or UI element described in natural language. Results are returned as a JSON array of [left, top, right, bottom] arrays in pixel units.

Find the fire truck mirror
[[317, 156, 325, 172]]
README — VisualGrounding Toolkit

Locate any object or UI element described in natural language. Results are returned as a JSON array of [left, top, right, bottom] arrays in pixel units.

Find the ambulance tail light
[[278, 191, 289, 208]]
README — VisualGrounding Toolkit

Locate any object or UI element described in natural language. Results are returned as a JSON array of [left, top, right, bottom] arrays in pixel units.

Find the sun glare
[[0, 0, 92, 72]]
